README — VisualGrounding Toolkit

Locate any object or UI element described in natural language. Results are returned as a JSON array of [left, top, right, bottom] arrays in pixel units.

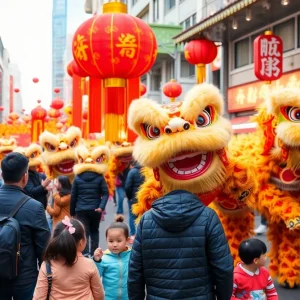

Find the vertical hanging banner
[[254, 31, 283, 82]]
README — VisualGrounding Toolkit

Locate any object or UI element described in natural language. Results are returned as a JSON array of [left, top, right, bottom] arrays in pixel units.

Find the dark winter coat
[[124, 163, 144, 202], [24, 170, 48, 209], [0, 185, 50, 285], [128, 189, 234, 300], [70, 171, 109, 216]]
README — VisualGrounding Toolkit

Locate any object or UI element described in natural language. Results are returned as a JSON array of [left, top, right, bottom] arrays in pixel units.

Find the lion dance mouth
[[54, 159, 75, 174], [161, 151, 213, 180]]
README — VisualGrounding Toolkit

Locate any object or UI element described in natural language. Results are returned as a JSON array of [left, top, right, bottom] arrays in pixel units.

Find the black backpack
[[0, 196, 30, 280]]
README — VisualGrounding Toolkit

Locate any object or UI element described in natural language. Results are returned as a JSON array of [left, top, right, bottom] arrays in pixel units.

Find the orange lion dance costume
[[128, 83, 256, 263], [232, 88, 300, 288]]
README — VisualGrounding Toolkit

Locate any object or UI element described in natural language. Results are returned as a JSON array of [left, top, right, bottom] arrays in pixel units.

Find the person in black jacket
[[128, 190, 234, 300], [0, 153, 50, 300], [70, 171, 109, 257], [24, 166, 51, 209], [124, 161, 145, 242]]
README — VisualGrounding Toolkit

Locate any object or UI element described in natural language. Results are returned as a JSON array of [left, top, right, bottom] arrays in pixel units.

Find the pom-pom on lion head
[[74, 145, 110, 175], [39, 126, 81, 177], [128, 83, 232, 195]]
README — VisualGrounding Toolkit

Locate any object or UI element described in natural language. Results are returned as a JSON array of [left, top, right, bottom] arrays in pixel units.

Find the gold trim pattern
[[104, 78, 126, 87], [103, 2, 127, 14]]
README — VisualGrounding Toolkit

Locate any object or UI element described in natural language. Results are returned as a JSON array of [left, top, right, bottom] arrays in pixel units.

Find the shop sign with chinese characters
[[253, 33, 283, 81], [228, 69, 300, 112]]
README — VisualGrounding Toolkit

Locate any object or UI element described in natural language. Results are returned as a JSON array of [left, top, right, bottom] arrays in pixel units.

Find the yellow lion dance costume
[[39, 126, 82, 182], [232, 88, 300, 288], [128, 83, 256, 263], [0, 138, 17, 163]]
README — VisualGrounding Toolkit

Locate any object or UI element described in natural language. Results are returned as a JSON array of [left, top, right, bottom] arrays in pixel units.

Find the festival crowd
[[0, 152, 278, 300]]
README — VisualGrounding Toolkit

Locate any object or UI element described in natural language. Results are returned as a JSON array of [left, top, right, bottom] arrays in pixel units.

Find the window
[[192, 14, 196, 26], [181, 14, 196, 30], [181, 54, 195, 77], [153, 0, 159, 22], [234, 38, 249, 68], [274, 18, 295, 52], [165, 0, 175, 13], [151, 70, 161, 91], [166, 61, 174, 81]]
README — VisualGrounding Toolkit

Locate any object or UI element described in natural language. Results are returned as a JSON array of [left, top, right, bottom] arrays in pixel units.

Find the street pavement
[[99, 200, 299, 299]]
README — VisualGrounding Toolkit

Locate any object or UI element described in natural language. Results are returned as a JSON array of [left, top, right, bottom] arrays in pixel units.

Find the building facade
[[174, 0, 300, 132], [52, 0, 67, 99]]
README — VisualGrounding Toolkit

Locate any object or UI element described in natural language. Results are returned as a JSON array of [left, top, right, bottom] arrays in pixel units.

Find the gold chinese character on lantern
[[116, 33, 138, 59], [74, 35, 89, 61]]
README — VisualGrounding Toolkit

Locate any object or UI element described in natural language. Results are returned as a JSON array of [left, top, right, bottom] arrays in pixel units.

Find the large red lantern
[[31, 105, 47, 142], [163, 79, 182, 102], [184, 39, 217, 83], [140, 83, 147, 96], [72, 1, 157, 142], [51, 98, 64, 110], [254, 31, 283, 82], [68, 60, 88, 78], [72, 5, 157, 80], [48, 108, 61, 118]]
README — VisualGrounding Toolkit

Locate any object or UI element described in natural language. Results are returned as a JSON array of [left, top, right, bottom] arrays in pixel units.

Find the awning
[[150, 24, 182, 55], [173, 0, 258, 44], [231, 116, 256, 134]]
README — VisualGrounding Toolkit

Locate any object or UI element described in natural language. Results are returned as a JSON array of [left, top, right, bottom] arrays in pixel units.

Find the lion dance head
[[128, 83, 232, 199], [39, 126, 82, 180]]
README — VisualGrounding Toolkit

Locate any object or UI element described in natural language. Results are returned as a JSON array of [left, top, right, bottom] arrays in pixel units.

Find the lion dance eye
[[195, 106, 212, 128], [30, 153, 35, 158], [287, 107, 300, 122], [96, 155, 105, 163], [45, 143, 56, 152], [141, 124, 161, 140], [69, 139, 77, 148]]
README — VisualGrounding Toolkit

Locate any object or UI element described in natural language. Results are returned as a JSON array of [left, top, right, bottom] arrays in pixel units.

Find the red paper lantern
[[14, 88, 20, 93], [51, 98, 64, 110], [67, 62, 73, 77], [72, 5, 157, 81], [0, 106, 4, 111], [68, 60, 88, 78], [184, 39, 217, 83], [32, 78, 39, 83], [184, 39, 218, 65], [31, 106, 47, 120], [54, 87, 60, 94], [254, 31, 283, 82], [140, 83, 147, 96], [7, 119, 12, 124], [48, 108, 61, 118], [37, 100, 41, 104], [163, 79, 182, 101], [9, 112, 19, 121], [82, 109, 88, 120]]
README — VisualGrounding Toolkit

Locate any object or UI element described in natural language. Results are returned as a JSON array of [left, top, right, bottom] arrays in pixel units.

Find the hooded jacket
[[70, 171, 109, 216], [128, 190, 233, 300], [124, 163, 144, 201], [95, 248, 131, 300]]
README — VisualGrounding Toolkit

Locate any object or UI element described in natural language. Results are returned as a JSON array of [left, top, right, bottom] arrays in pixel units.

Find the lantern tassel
[[104, 114, 125, 142], [197, 64, 206, 84]]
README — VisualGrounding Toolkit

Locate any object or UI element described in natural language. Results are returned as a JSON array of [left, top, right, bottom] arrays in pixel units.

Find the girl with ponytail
[[33, 217, 104, 300], [93, 215, 131, 300]]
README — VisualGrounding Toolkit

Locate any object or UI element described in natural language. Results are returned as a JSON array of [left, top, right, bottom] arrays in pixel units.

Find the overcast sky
[[0, 0, 90, 111]]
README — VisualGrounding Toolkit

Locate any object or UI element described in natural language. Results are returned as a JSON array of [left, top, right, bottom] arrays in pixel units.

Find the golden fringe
[[210, 202, 254, 266]]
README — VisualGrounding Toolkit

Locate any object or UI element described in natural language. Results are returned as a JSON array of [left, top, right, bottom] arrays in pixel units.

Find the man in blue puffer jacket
[[70, 170, 109, 256], [128, 190, 233, 300]]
